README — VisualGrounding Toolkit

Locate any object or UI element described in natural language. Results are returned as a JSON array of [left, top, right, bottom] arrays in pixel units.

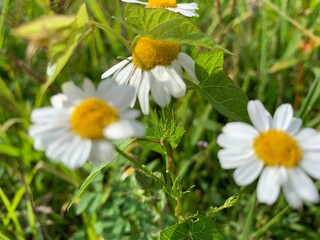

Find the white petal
[[128, 67, 142, 107], [68, 138, 92, 169], [122, 0, 147, 5], [167, 7, 199, 17], [138, 71, 151, 115], [61, 136, 91, 169], [233, 159, 264, 185], [218, 149, 256, 169], [221, 122, 259, 139], [62, 81, 86, 103], [29, 125, 70, 150], [82, 78, 96, 97], [257, 167, 281, 205], [150, 69, 171, 107], [28, 122, 69, 138], [90, 141, 115, 165], [171, 58, 183, 76], [290, 167, 319, 203], [272, 104, 293, 131], [163, 66, 186, 98], [283, 179, 303, 209], [217, 133, 254, 149], [104, 85, 136, 110], [177, 52, 198, 82], [300, 152, 320, 179], [50, 94, 69, 108], [247, 100, 272, 132], [176, 3, 199, 10], [97, 78, 118, 99], [114, 62, 136, 85], [101, 59, 130, 79], [286, 118, 302, 136], [104, 120, 145, 140], [45, 132, 75, 162], [119, 109, 140, 119], [296, 128, 320, 151], [31, 108, 70, 123]]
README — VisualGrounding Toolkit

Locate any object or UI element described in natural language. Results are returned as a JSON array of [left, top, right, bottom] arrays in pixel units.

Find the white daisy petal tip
[[218, 99, 320, 208], [29, 78, 144, 170], [121, 0, 199, 17], [101, 36, 195, 112], [103, 120, 145, 140]]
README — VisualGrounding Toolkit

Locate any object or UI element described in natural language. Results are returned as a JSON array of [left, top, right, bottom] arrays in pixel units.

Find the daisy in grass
[[217, 100, 320, 208], [122, 0, 199, 17], [101, 36, 197, 115], [29, 78, 145, 169]]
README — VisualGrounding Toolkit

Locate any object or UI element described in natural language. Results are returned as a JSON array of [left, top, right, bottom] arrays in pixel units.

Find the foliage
[[1, 0, 320, 239]]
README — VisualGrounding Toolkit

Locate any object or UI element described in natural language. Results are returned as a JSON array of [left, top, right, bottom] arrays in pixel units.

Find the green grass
[[1, 0, 320, 239]]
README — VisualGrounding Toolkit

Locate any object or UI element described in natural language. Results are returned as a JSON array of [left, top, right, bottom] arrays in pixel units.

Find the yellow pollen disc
[[70, 98, 118, 140], [132, 36, 179, 70], [147, 0, 177, 8], [253, 130, 302, 168]]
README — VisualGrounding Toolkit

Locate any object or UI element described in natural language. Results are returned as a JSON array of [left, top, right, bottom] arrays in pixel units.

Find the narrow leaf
[[297, 69, 320, 119]]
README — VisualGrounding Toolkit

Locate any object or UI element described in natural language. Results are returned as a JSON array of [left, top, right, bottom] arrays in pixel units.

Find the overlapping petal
[[29, 78, 145, 169], [217, 99, 320, 208]]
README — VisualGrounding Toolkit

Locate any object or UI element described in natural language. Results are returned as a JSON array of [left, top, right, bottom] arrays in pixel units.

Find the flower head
[[29, 78, 145, 169], [122, 0, 199, 17], [217, 100, 320, 208], [101, 36, 197, 114]]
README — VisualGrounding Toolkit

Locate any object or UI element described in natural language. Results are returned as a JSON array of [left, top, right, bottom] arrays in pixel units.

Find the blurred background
[[0, 0, 320, 239]]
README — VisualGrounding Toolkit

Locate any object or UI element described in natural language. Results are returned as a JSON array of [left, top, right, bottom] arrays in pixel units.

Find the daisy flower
[[101, 36, 197, 114], [217, 100, 320, 209], [29, 78, 145, 169], [122, 0, 199, 17]]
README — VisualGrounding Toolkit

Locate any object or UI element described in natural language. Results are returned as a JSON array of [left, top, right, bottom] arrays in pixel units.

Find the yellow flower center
[[147, 0, 177, 8], [70, 98, 118, 140], [132, 37, 179, 70], [253, 130, 302, 168]]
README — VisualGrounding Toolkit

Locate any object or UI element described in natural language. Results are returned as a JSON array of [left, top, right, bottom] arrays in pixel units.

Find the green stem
[[252, 205, 290, 238], [240, 193, 256, 240], [115, 145, 185, 220], [90, 21, 130, 51], [114, 145, 167, 191], [82, 213, 98, 240], [206, 186, 246, 216]]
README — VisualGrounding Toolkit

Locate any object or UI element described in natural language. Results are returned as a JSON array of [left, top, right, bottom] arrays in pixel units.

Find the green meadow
[[0, 0, 320, 239]]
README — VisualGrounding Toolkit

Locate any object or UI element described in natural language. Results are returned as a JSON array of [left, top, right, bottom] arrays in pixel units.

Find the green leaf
[[0, 0, 9, 49], [194, 52, 249, 122], [125, 5, 217, 50], [160, 215, 224, 240], [297, 69, 320, 119], [0, 144, 21, 158]]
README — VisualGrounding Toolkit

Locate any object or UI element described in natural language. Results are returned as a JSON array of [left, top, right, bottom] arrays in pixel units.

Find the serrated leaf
[[196, 51, 224, 77], [160, 216, 224, 240], [194, 52, 249, 122], [125, 5, 216, 50]]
